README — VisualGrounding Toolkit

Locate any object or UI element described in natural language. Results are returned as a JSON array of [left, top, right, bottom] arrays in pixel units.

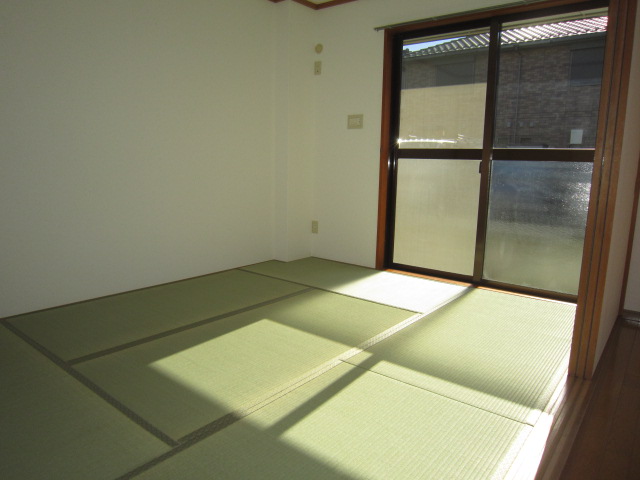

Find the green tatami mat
[[243, 257, 468, 313], [346, 289, 575, 425], [9, 269, 306, 361], [137, 362, 533, 480], [0, 327, 169, 480], [75, 290, 415, 440]]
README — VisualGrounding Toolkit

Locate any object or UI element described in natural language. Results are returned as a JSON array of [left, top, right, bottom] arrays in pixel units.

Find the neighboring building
[[400, 16, 607, 149]]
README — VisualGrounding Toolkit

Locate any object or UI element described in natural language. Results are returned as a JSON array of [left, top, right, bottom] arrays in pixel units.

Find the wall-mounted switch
[[311, 220, 319, 234], [347, 114, 363, 129], [314, 61, 322, 75]]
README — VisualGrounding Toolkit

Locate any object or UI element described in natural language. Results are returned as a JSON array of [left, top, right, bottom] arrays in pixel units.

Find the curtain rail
[[374, 0, 553, 31]]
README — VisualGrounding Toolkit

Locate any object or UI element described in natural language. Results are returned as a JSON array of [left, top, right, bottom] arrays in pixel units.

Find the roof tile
[[404, 16, 607, 58]]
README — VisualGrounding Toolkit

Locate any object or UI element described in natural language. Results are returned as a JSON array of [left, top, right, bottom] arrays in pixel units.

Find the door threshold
[[385, 268, 576, 304], [385, 268, 472, 287]]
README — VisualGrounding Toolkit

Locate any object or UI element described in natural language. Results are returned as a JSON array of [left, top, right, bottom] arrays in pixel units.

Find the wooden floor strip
[[541, 320, 640, 480]]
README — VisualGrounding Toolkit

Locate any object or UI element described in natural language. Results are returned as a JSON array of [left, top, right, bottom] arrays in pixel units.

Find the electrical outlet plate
[[311, 220, 319, 234], [347, 114, 363, 129]]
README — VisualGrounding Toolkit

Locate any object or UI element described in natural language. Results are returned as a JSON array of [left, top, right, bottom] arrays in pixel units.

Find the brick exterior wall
[[401, 34, 605, 148]]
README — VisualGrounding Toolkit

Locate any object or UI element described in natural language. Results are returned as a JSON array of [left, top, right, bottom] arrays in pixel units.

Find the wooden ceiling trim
[[313, 0, 360, 9], [269, 0, 359, 9], [292, 0, 321, 9]]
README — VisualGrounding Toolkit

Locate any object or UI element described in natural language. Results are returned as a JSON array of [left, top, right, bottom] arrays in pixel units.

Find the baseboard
[[621, 309, 640, 324]]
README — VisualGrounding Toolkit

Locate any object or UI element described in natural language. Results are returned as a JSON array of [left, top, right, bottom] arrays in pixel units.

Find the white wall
[[5, 0, 502, 318], [2, 0, 638, 328], [625, 207, 640, 312], [272, 2, 317, 262], [594, 2, 640, 367], [0, 0, 277, 317]]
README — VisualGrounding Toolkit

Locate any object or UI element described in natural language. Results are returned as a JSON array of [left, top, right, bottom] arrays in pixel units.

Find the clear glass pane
[[400, 29, 489, 148], [393, 158, 480, 275], [484, 161, 592, 295], [494, 10, 607, 148]]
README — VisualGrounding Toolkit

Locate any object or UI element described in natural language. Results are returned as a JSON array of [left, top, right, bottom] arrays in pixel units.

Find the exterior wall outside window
[[400, 34, 605, 148]]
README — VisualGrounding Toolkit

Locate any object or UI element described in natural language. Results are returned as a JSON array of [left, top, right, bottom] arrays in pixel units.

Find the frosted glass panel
[[484, 161, 592, 294], [393, 158, 481, 275], [400, 29, 489, 148]]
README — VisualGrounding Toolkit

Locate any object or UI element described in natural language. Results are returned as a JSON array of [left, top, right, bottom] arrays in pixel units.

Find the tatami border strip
[[0, 320, 179, 448], [67, 288, 314, 365]]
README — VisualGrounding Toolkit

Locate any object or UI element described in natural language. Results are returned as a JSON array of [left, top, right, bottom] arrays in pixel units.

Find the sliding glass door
[[387, 5, 608, 298], [391, 25, 489, 278]]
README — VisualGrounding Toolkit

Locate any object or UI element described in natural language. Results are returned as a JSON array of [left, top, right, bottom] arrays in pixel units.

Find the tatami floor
[[1, 258, 576, 479]]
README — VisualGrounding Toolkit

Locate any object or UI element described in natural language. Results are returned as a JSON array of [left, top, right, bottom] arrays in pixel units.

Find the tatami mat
[[345, 289, 575, 425], [4, 258, 575, 479], [242, 257, 467, 313], [75, 290, 416, 440], [137, 362, 533, 480], [8, 270, 306, 361], [0, 327, 169, 480]]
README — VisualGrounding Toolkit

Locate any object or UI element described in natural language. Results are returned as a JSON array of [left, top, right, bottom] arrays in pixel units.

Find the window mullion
[[472, 18, 502, 283]]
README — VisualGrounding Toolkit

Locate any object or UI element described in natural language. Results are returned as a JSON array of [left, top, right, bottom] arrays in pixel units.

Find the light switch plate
[[347, 114, 363, 129]]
